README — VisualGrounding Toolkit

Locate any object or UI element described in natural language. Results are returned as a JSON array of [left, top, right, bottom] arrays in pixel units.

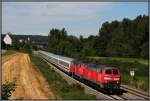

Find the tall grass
[[30, 54, 96, 99]]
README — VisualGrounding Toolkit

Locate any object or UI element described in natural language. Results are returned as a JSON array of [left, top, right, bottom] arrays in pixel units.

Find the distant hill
[[1, 34, 48, 44]]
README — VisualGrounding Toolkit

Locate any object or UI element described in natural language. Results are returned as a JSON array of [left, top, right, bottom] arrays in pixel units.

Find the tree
[[96, 15, 148, 58], [140, 42, 148, 59]]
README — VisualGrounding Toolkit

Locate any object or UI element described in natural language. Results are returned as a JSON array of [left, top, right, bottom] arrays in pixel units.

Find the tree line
[[47, 15, 148, 59]]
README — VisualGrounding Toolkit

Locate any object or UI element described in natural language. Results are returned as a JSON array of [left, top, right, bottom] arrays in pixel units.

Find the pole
[[130, 76, 133, 84], [130, 70, 134, 84]]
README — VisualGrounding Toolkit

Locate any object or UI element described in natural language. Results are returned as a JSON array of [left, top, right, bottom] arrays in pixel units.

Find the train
[[38, 50, 121, 92]]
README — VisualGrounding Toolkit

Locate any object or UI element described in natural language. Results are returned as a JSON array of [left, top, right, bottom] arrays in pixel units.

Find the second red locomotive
[[39, 50, 121, 91]]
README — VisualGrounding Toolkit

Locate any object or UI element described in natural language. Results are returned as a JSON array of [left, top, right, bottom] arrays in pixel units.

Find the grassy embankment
[[30, 54, 96, 100], [2, 50, 16, 56], [85, 56, 149, 92]]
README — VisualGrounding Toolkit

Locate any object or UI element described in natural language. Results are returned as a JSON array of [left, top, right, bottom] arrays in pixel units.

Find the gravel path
[[2, 53, 55, 99]]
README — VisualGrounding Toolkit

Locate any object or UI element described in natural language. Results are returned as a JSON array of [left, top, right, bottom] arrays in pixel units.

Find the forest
[[47, 15, 149, 59]]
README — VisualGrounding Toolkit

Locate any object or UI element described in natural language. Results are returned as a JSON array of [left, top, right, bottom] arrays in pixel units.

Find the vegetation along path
[[2, 53, 55, 99]]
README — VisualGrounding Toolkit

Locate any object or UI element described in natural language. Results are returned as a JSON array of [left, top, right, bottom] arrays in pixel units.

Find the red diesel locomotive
[[39, 50, 121, 91], [70, 62, 121, 90]]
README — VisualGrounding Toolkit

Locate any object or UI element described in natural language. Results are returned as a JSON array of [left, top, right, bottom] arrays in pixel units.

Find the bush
[[22, 43, 32, 54], [2, 81, 16, 100]]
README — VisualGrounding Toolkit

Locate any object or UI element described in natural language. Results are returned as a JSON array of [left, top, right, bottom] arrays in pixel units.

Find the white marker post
[[130, 70, 135, 84]]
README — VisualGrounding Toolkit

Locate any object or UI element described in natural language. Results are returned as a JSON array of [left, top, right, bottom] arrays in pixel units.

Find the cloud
[[3, 2, 147, 37], [2, 2, 113, 36], [3, 2, 113, 22]]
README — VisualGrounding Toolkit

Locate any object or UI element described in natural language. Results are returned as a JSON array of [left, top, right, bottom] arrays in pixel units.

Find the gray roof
[[39, 50, 74, 63]]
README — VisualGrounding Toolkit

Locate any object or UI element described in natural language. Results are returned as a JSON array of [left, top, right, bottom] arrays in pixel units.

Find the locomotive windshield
[[105, 69, 111, 74], [105, 68, 119, 75], [113, 69, 119, 75]]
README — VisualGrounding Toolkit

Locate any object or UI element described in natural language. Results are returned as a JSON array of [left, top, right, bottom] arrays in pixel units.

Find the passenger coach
[[38, 50, 74, 73]]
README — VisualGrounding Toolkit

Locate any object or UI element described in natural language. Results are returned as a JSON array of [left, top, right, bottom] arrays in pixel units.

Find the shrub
[[2, 81, 16, 100]]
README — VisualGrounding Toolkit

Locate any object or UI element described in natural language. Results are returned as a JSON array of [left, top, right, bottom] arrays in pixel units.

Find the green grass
[[2, 50, 16, 56], [83, 57, 149, 92], [30, 54, 96, 100]]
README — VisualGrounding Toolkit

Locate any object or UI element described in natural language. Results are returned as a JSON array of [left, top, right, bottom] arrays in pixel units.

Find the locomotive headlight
[[104, 77, 111, 80], [114, 78, 120, 80]]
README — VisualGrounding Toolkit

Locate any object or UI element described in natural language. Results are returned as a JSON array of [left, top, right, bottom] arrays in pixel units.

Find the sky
[[2, 2, 148, 38]]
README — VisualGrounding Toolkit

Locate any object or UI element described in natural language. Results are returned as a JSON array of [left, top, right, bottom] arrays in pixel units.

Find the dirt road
[[2, 53, 55, 99]]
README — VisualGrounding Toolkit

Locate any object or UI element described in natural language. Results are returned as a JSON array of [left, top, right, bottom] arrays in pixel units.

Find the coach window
[[52, 58, 56, 62], [54, 58, 58, 62], [59, 60, 69, 67]]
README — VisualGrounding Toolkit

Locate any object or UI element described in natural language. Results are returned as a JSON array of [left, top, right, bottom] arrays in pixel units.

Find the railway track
[[40, 55, 149, 100], [121, 85, 149, 100], [110, 95, 125, 100]]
